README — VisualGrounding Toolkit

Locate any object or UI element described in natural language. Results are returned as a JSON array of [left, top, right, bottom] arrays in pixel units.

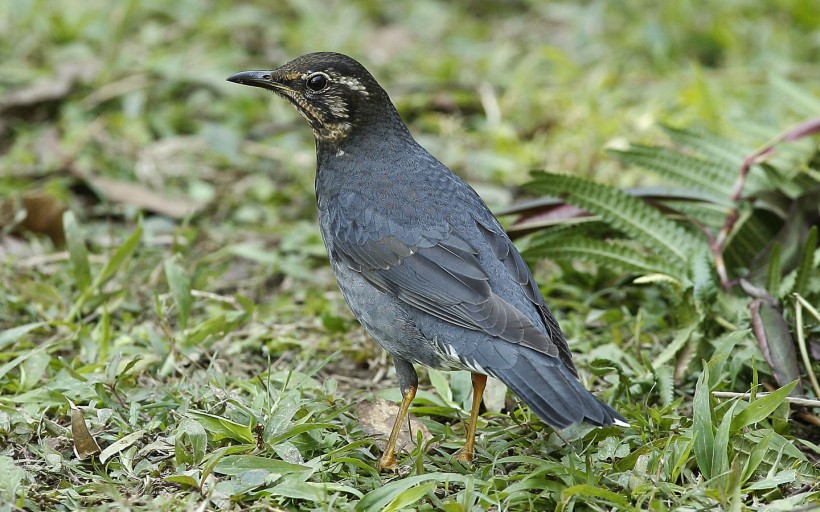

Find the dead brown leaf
[[68, 399, 101, 460], [22, 192, 67, 245], [0, 60, 100, 117], [0, 191, 67, 246], [357, 397, 434, 455], [86, 176, 203, 218]]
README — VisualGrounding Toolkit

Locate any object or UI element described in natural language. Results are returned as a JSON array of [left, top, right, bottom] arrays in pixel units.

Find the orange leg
[[455, 373, 487, 462], [378, 384, 417, 471]]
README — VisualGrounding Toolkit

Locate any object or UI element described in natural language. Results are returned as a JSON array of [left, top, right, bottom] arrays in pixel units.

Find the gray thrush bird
[[228, 52, 627, 471]]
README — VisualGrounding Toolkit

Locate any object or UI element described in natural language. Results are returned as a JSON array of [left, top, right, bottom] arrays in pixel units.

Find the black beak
[[226, 70, 280, 91]]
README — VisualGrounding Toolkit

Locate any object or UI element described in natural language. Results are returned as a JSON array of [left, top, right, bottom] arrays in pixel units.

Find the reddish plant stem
[[711, 117, 820, 291]]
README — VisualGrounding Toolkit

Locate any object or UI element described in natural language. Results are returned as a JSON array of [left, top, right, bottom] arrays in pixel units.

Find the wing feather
[[332, 221, 560, 358]]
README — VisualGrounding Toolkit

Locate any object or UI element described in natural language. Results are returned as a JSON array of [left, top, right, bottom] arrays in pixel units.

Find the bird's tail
[[490, 349, 628, 429]]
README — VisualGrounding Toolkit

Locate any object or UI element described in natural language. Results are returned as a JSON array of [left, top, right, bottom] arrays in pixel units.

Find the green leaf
[[212, 455, 310, 476], [270, 480, 363, 501], [709, 330, 750, 387], [265, 392, 300, 439], [164, 254, 193, 331], [766, 242, 782, 297], [91, 221, 143, 290], [63, 211, 91, 291], [0, 322, 47, 351], [0, 345, 49, 382], [712, 401, 737, 491], [188, 411, 255, 444], [383, 481, 437, 512], [652, 321, 698, 371], [730, 381, 798, 432], [200, 445, 251, 486], [99, 429, 146, 463], [267, 422, 337, 446], [741, 429, 773, 484], [175, 418, 207, 465], [164, 474, 199, 488], [0, 456, 26, 502], [792, 225, 817, 297], [746, 470, 797, 490], [356, 474, 473, 512], [66, 221, 143, 320], [559, 484, 632, 509], [753, 301, 802, 391], [427, 368, 453, 404], [693, 364, 715, 479]]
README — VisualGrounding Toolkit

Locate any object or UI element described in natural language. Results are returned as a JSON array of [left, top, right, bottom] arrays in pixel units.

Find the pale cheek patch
[[324, 93, 349, 118], [326, 71, 370, 97], [337, 76, 369, 97]]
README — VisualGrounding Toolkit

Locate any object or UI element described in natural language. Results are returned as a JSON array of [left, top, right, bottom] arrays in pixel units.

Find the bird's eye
[[306, 73, 328, 92]]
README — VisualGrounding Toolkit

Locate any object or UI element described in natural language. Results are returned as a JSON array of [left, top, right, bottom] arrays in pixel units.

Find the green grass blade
[[164, 254, 193, 331], [63, 211, 91, 291], [693, 364, 715, 479], [356, 474, 472, 512], [766, 242, 782, 297], [559, 484, 632, 510], [741, 429, 774, 484], [187, 411, 255, 444], [91, 221, 143, 290], [0, 322, 47, 352], [712, 401, 737, 492], [383, 482, 437, 512], [792, 225, 817, 297], [212, 454, 311, 476], [730, 381, 798, 432]]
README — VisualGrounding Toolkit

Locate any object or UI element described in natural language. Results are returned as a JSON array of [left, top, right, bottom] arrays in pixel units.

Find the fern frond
[[655, 365, 675, 407], [771, 76, 820, 115], [524, 237, 682, 278], [521, 221, 613, 247], [527, 172, 701, 273], [661, 201, 728, 231], [609, 144, 735, 198], [661, 125, 752, 167], [691, 247, 718, 304], [724, 206, 782, 272]]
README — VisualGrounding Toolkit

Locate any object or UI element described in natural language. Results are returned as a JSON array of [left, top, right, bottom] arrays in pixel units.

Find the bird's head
[[228, 52, 398, 146]]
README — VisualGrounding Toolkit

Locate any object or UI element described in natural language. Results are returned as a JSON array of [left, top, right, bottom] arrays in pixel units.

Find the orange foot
[[378, 453, 398, 471]]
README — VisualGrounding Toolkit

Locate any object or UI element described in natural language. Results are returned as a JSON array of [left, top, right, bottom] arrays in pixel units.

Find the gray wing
[[331, 213, 568, 361], [474, 218, 577, 375]]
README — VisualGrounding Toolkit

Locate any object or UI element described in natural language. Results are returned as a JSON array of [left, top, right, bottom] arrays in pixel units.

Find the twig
[[712, 391, 820, 409], [794, 294, 820, 398], [711, 117, 820, 290]]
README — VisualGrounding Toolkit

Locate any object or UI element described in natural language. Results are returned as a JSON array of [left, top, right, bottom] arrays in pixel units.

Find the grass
[[1, 1, 819, 510]]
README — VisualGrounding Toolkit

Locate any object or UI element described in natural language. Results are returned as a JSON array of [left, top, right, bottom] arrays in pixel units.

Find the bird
[[228, 52, 627, 471]]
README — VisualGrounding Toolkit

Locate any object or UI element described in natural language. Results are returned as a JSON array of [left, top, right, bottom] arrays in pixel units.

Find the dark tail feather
[[492, 351, 627, 428]]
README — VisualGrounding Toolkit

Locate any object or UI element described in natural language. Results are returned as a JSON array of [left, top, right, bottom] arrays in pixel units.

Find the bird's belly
[[328, 257, 478, 372]]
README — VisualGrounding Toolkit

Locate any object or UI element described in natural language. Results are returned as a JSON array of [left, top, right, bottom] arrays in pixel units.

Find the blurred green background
[[0, 1, 818, 510]]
